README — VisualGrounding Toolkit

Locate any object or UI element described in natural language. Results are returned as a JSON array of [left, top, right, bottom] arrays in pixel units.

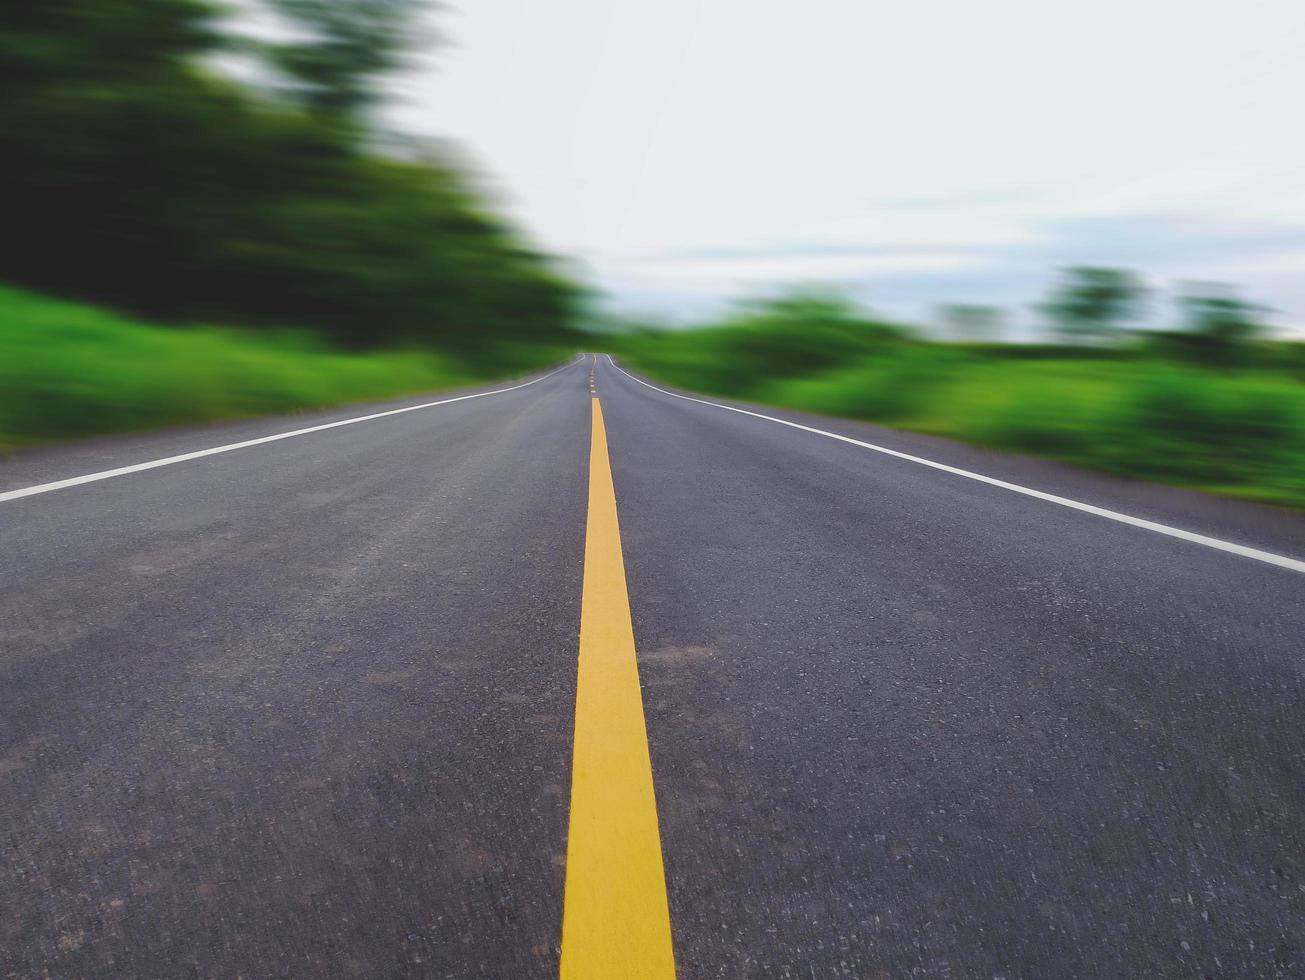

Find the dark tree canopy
[[1177, 282, 1267, 344], [0, 0, 578, 351], [1038, 267, 1147, 342], [266, 0, 426, 118]]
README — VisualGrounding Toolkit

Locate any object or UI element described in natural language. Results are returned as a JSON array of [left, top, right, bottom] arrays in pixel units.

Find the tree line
[[939, 267, 1272, 358], [0, 0, 580, 352]]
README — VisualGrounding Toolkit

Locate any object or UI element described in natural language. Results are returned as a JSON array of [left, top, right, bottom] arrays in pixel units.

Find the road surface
[[2, 354, 1303, 978]]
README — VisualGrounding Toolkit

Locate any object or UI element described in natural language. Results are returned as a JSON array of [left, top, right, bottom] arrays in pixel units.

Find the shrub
[[1105, 373, 1301, 483], [971, 385, 1103, 457]]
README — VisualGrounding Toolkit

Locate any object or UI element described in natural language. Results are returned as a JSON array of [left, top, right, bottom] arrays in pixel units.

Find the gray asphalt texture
[[2, 354, 1303, 978]]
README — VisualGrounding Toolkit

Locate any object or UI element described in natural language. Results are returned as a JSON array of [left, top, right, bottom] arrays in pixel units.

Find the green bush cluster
[[1106, 375, 1302, 484], [0, 286, 565, 450], [611, 296, 1305, 508]]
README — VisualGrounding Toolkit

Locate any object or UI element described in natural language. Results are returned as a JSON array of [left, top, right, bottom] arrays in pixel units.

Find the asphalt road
[[2, 354, 1304, 978]]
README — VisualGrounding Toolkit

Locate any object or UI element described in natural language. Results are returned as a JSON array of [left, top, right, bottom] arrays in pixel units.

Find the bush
[[765, 348, 957, 423], [971, 385, 1102, 457], [0, 286, 565, 449], [1106, 374, 1302, 483], [615, 314, 1305, 506]]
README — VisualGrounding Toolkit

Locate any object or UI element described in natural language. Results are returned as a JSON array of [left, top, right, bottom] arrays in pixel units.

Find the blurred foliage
[[611, 290, 1305, 508], [1038, 267, 1148, 343], [617, 291, 908, 398], [1105, 373, 1299, 484], [0, 285, 569, 449], [1178, 282, 1266, 343], [266, 0, 425, 118], [0, 0, 579, 352], [1158, 281, 1269, 366]]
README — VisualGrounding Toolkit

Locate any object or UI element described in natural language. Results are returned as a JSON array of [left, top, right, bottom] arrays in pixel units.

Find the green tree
[[265, 0, 428, 119], [695, 290, 909, 392], [1038, 267, 1147, 343], [0, 0, 578, 353], [1177, 281, 1266, 344]]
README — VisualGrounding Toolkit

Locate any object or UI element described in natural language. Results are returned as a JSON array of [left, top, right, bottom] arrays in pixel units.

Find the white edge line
[[604, 355, 1305, 575], [1, 361, 577, 504]]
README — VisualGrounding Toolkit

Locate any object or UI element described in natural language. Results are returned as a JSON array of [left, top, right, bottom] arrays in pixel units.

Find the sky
[[389, 0, 1305, 333]]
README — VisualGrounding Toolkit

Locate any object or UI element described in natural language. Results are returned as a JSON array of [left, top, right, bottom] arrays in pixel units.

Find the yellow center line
[[560, 398, 676, 979]]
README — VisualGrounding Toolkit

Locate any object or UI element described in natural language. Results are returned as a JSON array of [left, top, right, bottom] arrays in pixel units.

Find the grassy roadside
[[0, 286, 568, 452], [613, 329, 1305, 509]]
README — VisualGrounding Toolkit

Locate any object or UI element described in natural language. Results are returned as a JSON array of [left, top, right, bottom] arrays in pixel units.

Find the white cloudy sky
[[389, 0, 1305, 331]]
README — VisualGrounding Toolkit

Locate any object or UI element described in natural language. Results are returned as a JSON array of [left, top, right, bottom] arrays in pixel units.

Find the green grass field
[[0, 286, 563, 452], [614, 326, 1305, 508]]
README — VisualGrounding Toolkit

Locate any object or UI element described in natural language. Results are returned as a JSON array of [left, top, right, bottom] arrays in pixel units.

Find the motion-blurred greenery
[[0, 0, 582, 447], [609, 293, 1305, 508], [0, 286, 569, 450], [1, 0, 580, 352]]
